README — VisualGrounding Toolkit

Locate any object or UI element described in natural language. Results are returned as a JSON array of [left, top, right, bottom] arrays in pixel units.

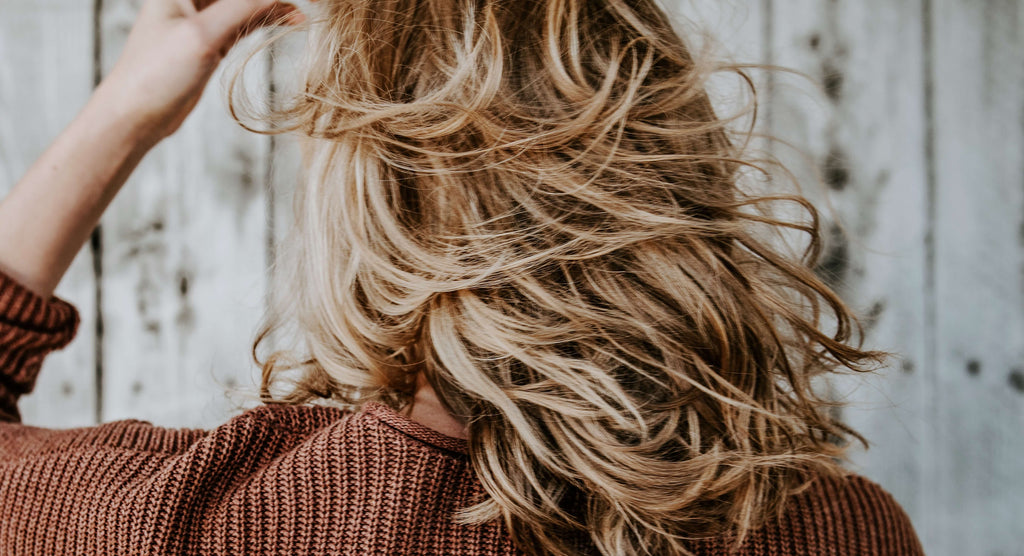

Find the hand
[[97, 0, 306, 145]]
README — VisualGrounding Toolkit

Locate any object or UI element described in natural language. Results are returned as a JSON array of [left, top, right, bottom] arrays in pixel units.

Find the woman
[[0, 0, 924, 554]]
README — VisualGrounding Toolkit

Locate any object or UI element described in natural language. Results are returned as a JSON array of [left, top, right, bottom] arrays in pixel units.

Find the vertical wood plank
[[677, 0, 768, 60], [665, 0, 770, 149], [930, 0, 1024, 552], [97, 0, 272, 427], [265, 28, 310, 361], [666, 0, 769, 79], [267, 35, 306, 278], [0, 0, 99, 427], [4, 2, 1008, 551], [819, 0, 931, 530], [768, 0, 930, 537]]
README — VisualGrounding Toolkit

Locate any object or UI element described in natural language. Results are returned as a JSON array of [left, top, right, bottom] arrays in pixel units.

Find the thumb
[[198, 0, 303, 48]]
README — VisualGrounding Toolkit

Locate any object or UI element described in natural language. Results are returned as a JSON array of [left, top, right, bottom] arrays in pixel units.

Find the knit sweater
[[0, 266, 924, 555]]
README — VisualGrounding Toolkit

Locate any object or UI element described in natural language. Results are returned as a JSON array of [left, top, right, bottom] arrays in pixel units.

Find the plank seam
[[919, 0, 938, 547], [91, 0, 105, 424], [761, 0, 775, 140]]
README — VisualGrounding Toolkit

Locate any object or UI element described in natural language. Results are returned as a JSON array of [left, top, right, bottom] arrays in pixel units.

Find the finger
[[198, 0, 298, 47]]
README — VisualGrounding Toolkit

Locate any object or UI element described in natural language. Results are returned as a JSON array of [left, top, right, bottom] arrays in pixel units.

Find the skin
[[0, 0, 468, 440], [401, 371, 469, 440]]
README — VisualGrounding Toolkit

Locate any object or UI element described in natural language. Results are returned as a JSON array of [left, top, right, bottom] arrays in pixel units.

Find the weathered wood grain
[[96, 0, 272, 427], [929, 0, 1024, 551], [0, 1, 99, 427], [1, 1, 1022, 553], [267, 31, 308, 315], [668, 0, 769, 96], [668, 0, 771, 156], [767, 0, 932, 544]]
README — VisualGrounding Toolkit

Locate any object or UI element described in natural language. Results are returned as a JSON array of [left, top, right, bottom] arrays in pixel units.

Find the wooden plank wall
[[0, 0, 99, 427], [95, 0, 271, 427], [1, 1, 1021, 554], [929, 1, 1024, 552], [760, 0, 933, 538]]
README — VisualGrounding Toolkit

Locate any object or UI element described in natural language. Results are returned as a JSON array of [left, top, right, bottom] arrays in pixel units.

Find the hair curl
[[232, 1, 892, 554]]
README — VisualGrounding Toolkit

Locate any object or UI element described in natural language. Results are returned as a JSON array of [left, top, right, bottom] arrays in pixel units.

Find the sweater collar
[[362, 401, 469, 456]]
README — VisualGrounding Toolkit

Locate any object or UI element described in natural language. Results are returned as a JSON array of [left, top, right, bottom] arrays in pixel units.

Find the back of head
[[241, 1, 889, 554]]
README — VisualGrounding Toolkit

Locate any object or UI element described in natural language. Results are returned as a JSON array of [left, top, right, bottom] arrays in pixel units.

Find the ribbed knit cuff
[[0, 266, 81, 422]]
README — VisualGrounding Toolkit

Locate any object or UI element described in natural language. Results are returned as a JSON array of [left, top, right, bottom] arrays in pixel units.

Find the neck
[[399, 372, 470, 440]]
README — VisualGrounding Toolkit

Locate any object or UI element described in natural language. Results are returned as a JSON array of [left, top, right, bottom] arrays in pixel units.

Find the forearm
[[0, 83, 157, 300]]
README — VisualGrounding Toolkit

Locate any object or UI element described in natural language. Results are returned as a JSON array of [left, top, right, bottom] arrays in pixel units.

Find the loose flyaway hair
[[229, 1, 891, 554]]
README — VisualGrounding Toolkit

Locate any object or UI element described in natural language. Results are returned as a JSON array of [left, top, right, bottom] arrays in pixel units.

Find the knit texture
[[0, 267, 925, 555]]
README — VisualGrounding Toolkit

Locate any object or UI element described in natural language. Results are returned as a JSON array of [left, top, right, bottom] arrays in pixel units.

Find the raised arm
[[0, 0, 305, 300], [0, 0, 306, 422]]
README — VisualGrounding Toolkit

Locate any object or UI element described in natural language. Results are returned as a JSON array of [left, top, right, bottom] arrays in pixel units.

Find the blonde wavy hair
[[232, 0, 891, 554]]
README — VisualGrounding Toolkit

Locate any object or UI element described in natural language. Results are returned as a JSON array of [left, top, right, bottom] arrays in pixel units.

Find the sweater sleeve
[[0, 267, 80, 423]]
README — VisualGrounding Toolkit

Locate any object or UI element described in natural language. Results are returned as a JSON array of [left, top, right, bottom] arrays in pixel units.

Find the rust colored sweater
[[0, 267, 924, 555]]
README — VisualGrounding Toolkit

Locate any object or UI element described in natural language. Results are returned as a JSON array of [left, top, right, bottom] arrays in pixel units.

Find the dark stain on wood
[[901, 359, 915, 374], [123, 219, 166, 262], [213, 146, 262, 233], [174, 266, 196, 331], [178, 273, 189, 297], [125, 242, 165, 262], [863, 299, 885, 332], [809, 33, 822, 51], [875, 169, 891, 189], [824, 145, 851, 191], [135, 271, 162, 336], [966, 359, 981, 376], [92, 0, 105, 424], [822, 57, 845, 104], [175, 304, 196, 331], [134, 276, 148, 313], [815, 2, 847, 107], [814, 222, 849, 289], [1009, 369, 1024, 393], [122, 217, 171, 336], [236, 147, 256, 194]]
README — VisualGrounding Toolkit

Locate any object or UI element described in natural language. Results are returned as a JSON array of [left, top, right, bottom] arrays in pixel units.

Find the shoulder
[[10, 400, 465, 464], [217, 401, 472, 472], [2, 402, 500, 554], [0, 402, 355, 463], [773, 470, 925, 556]]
